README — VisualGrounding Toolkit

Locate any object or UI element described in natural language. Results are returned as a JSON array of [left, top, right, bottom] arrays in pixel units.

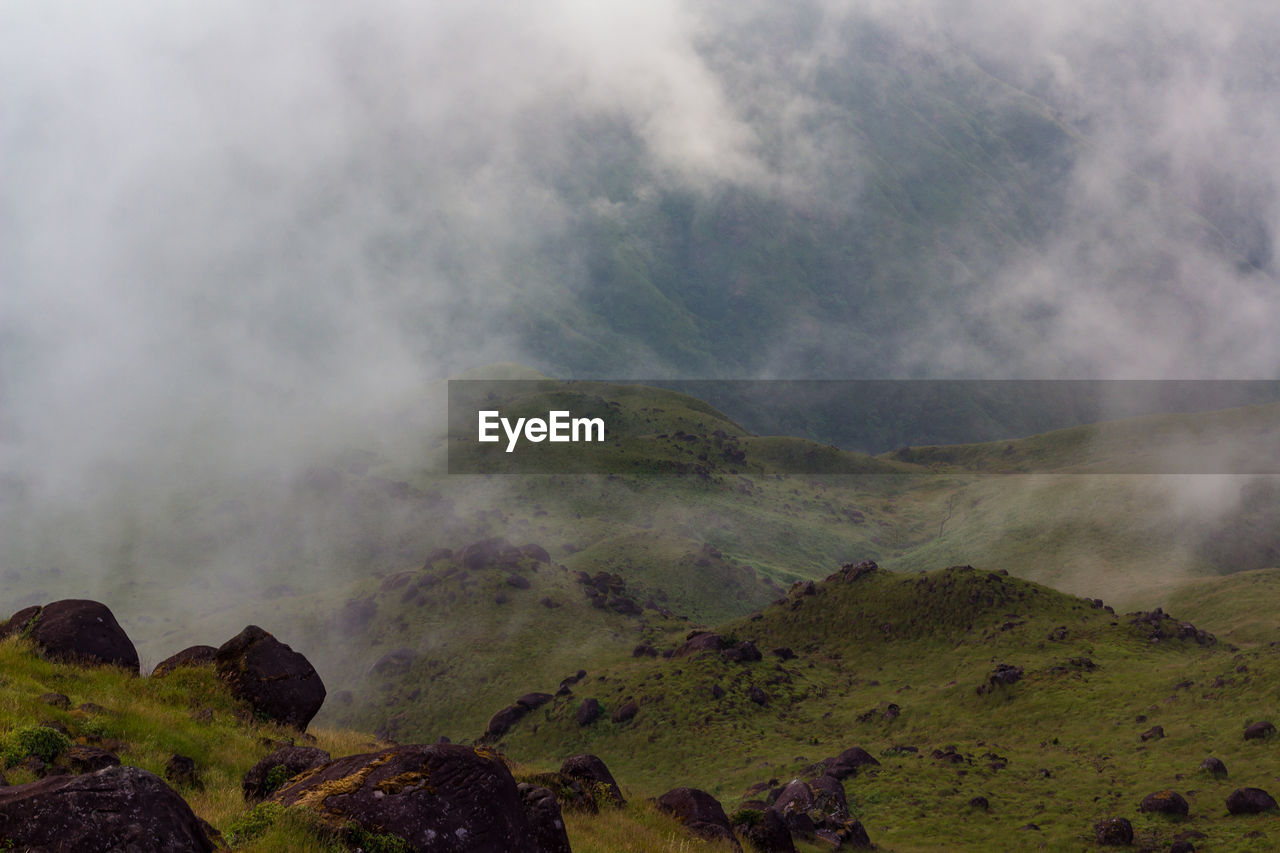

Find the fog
[[4, 0, 1280, 648]]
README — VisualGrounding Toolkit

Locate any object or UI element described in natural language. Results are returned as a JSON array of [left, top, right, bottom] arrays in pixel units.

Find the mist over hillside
[[4, 2, 1280, 669]]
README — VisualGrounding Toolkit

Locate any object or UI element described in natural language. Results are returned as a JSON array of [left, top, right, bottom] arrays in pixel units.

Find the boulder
[[1199, 756, 1228, 778], [1093, 817, 1134, 845], [4, 600, 139, 673], [1243, 720, 1275, 740], [1226, 787, 1278, 815], [516, 692, 553, 710], [612, 701, 639, 724], [816, 819, 872, 849], [674, 631, 725, 658], [214, 626, 325, 730], [824, 746, 881, 780], [734, 807, 795, 853], [576, 698, 602, 726], [151, 645, 218, 677], [0, 765, 214, 852], [66, 746, 120, 773], [656, 787, 743, 852], [271, 744, 548, 852], [242, 745, 331, 802], [1139, 789, 1188, 816], [560, 754, 625, 807], [486, 704, 529, 739], [517, 783, 572, 853], [165, 755, 202, 790]]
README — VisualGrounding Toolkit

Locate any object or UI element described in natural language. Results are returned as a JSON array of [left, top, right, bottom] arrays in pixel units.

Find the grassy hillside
[[497, 565, 1280, 851]]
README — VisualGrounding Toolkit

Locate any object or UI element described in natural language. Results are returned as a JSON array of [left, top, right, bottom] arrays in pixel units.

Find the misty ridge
[[4, 0, 1280, 657]]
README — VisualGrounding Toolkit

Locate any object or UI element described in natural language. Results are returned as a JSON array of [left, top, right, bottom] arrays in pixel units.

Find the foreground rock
[[1093, 817, 1134, 845], [656, 787, 743, 852], [215, 625, 325, 730], [272, 743, 565, 853], [2, 600, 140, 674], [734, 806, 795, 853], [243, 745, 331, 802], [0, 765, 214, 852]]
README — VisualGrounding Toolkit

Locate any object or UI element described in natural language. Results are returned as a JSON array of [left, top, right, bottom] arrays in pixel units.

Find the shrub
[[2, 726, 72, 766]]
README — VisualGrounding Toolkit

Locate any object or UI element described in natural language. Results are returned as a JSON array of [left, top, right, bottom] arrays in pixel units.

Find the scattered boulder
[[612, 701, 639, 724], [1093, 816, 1134, 845], [66, 745, 121, 773], [977, 663, 1023, 694], [560, 754, 625, 807], [517, 783, 572, 853], [0, 765, 214, 852], [1139, 790, 1188, 817], [1226, 787, 1278, 815], [460, 537, 511, 569], [1244, 721, 1275, 740], [39, 692, 70, 709], [771, 647, 796, 661], [4, 600, 139, 674], [151, 645, 218, 677], [271, 744, 550, 852], [422, 547, 453, 568], [576, 698, 602, 726], [507, 574, 532, 590], [486, 704, 529, 739], [722, 641, 763, 663], [516, 692, 553, 710], [214, 626, 325, 730], [1199, 757, 1228, 778], [815, 819, 872, 849], [824, 746, 881, 780], [1140, 725, 1165, 742], [674, 631, 725, 658], [656, 787, 743, 852], [969, 796, 989, 811], [749, 686, 769, 706], [733, 806, 795, 853], [165, 755, 201, 790], [242, 745, 331, 802]]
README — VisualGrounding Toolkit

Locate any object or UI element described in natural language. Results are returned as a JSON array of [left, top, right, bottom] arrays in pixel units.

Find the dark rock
[[242, 745, 331, 802], [517, 783, 572, 853], [981, 663, 1024, 692], [1169, 841, 1195, 853], [214, 625, 325, 730], [486, 704, 529, 738], [1226, 786, 1278, 815], [0, 604, 42, 639], [656, 787, 743, 851], [272, 743, 548, 852], [608, 596, 642, 615], [735, 807, 795, 853], [771, 647, 796, 661], [1139, 789, 1189, 816], [422, 547, 453, 568], [460, 537, 511, 569], [612, 701, 639, 723], [722, 641, 763, 663], [152, 645, 218, 677], [674, 631, 725, 657], [0, 765, 214, 852], [335, 599, 378, 633], [576, 698, 601, 726], [749, 686, 769, 706], [66, 745, 120, 773], [1093, 816, 1134, 845], [773, 779, 814, 818], [39, 692, 70, 709], [824, 746, 881, 780], [6, 600, 139, 673], [369, 647, 416, 676], [816, 819, 872, 848], [808, 774, 848, 817], [560, 754, 625, 807], [165, 755, 201, 790], [1199, 756, 1228, 778], [1244, 720, 1275, 740], [1141, 725, 1165, 741], [968, 796, 990, 811], [517, 692, 553, 710], [518, 544, 552, 563], [507, 574, 532, 590], [711, 684, 726, 699]]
